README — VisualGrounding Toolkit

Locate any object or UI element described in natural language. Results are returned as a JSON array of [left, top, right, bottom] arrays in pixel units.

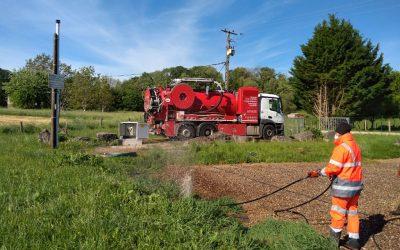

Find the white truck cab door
[[260, 97, 271, 120], [260, 97, 284, 123]]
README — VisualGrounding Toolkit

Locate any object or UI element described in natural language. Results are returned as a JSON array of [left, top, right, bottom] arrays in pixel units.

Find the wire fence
[[285, 116, 400, 136]]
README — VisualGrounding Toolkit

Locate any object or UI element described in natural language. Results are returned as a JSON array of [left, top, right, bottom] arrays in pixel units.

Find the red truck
[[144, 78, 284, 139]]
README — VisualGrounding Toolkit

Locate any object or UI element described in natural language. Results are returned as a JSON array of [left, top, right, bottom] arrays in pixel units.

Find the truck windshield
[[269, 98, 282, 113]]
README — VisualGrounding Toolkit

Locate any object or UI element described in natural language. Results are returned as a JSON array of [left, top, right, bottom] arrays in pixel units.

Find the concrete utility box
[[119, 122, 149, 146]]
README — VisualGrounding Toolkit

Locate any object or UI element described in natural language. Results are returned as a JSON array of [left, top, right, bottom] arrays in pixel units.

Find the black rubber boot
[[345, 238, 360, 250], [329, 229, 341, 246]]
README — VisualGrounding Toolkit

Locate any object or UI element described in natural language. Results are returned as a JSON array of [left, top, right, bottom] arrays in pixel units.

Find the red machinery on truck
[[144, 78, 284, 139]]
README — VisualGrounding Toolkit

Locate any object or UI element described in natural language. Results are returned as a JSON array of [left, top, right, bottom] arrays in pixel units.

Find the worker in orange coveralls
[[309, 122, 363, 250]]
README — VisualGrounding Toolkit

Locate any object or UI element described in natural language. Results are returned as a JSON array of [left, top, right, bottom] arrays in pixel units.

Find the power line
[[107, 73, 142, 78]]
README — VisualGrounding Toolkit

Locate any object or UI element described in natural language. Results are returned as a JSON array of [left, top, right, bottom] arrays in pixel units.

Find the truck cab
[[259, 93, 285, 139]]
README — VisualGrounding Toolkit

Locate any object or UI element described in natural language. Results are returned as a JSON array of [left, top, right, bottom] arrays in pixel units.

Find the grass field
[[0, 107, 142, 137], [1, 108, 399, 249], [192, 135, 400, 165], [0, 133, 337, 249]]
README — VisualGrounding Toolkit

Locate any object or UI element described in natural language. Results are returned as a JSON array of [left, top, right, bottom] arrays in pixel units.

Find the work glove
[[308, 169, 321, 178]]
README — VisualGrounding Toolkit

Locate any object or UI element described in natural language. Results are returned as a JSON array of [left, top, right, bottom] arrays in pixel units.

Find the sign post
[[50, 20, 63, 148]]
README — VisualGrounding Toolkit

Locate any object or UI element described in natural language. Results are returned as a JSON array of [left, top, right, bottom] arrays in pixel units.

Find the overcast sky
[[0, 0, 399, 78]]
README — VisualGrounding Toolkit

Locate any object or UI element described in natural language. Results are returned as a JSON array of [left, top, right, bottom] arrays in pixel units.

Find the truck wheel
[[199, 123, 216, 137], [178, 124, 196, 140], [262, 125, 275, 140]]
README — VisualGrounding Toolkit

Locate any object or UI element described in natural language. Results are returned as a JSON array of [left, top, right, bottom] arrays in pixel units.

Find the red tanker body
[[144, 78, 284, 139]]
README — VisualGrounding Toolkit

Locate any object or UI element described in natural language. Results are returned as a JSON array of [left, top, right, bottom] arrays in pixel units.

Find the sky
[[0, 0, 399, 79]]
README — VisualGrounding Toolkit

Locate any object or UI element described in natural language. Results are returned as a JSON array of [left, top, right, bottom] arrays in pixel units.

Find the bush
[[4, 69, 50, 108], [307, 127, 323, 139]]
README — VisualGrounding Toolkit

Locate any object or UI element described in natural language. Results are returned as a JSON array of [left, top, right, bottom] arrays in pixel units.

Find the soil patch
[[162, 159, 400, 249]]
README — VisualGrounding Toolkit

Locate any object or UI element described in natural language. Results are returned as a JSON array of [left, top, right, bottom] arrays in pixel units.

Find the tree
[[188, 66, 223, 82], [96, 77, 114, 112], [230, 67, 257, 90], [3, 69, 50, 108], [388, 71, 400, 114], [24, 53, 72, 76], [66, 66, 98, 111], [25, 54, 52, 72], [114, 77, 144, 111], [290, 14, 392, 117], [0, 68, 11, 106]]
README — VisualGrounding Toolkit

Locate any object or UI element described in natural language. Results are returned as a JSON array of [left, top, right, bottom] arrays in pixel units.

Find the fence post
[[20, 121, 24, 133], [65, 121, 68, 135], [388, 119, 391, 133], [364, 120, 367, 131], [100, 117, 103, 128]]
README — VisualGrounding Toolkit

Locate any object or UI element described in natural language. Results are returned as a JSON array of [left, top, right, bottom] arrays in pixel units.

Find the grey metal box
[[119, 122, 149, 139]]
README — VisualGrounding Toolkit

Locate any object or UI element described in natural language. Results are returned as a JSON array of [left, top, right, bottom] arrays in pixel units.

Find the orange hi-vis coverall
[[321, 133, 363, 239]]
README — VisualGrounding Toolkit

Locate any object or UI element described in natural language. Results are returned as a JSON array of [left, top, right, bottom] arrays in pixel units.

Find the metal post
[[51, 20, 60, 149]]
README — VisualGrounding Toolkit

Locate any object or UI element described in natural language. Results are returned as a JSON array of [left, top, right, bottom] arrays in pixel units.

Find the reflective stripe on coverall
[[321, 133, 363, 239]]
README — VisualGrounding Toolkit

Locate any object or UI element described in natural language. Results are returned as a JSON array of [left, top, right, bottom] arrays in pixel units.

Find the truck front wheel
[[178, 124, 196, 140], [262, 124, 275, 140], [198, 123, 216, 137]]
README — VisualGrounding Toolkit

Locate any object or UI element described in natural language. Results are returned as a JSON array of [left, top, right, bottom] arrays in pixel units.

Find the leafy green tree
[[96, 77, 114, 112], [230, 67, 257, 90], [67, 67, 98, 111], [0, 68, 11, 106], [25, 54, 52, 72], [166, 66, 189, 79], [117, 77, 144, 111], [254, 67, 296, 113], [389, 71, 400, 114], [290, 14, 392, 116], [255, 67, 276, 92], [25, 53, 72, 76], [188, 66, 223, 82], [4, 69, 50, 108]]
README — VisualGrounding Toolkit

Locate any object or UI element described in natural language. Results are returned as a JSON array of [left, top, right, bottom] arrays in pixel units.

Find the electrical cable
[[370, 216, 400, 250], [213, 167, 400, 250], [212, 166, 331, 203], [222, 176, 309, 206], [274, 180, 333, 214], [211, 166, 382, 217], [211, 165, 399, 249]]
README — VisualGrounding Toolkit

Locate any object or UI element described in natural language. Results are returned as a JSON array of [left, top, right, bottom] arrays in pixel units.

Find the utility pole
[[221, 29, 238, 90], [50, 20, 61, 148]]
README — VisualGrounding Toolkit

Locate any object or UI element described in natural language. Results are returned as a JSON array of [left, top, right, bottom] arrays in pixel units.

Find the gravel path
[[164, 159, 400, 249]]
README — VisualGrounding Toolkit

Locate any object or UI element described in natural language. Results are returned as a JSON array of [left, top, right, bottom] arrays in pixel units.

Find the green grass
[[192, 135, 400, 165], [0, 107, 142, 121], [248, 219, 336, 250], [0, 131, 336, 249], [3, 109, 397, 249], [0, 107, 143, 138], [0, 134, 253, 248]]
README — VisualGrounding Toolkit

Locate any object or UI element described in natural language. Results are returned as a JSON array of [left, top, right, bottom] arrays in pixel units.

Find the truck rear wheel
[[262, 124, 275, 140], [178, 124, 196, 140], [198, 123, 216, 137]]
